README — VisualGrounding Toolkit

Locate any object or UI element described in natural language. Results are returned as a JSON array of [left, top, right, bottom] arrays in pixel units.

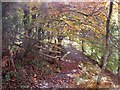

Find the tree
[[96, 1, 113, 88]]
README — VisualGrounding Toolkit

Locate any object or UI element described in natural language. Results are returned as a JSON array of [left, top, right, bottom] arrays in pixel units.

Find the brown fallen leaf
[[2, 56, 8, 67], [99, 81, 114, 88]]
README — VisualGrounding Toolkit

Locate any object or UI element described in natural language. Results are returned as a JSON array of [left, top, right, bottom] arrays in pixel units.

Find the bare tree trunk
[[81, 40, 85, 52], [2, 2, 16, 49], [118, 3, 120, 84], [118, 51, 120, 84], [96, 1, 113, 89], [81, 29, 85, 53]]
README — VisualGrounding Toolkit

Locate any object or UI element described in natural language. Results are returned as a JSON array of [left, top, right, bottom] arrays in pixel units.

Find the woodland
[[2, 1, 120, 89]]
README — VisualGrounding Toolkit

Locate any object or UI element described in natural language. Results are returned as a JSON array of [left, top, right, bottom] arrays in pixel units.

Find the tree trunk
[[2, 2, 15, 49], [81, 40, 85, 53], [118, 2, 120, 84], [96, 1, 113, 89], [118, 49, 120, 84]]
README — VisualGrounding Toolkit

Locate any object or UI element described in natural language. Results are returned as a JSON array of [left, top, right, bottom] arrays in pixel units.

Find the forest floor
[[2, 41, 119, 89], [32, 43, 119, 88]]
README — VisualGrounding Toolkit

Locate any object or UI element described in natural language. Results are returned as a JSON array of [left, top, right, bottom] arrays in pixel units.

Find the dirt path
[[62, 43, 90, 62]]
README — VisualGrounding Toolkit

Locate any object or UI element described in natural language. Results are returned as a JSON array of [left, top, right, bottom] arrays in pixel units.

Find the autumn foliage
[[2, 1, 119, 89]]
